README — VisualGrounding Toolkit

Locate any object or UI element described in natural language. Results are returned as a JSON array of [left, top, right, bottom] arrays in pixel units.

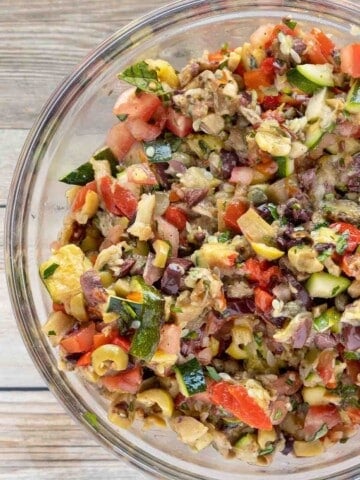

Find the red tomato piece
[[340, 43, 360, 78], [261, 95, 281, 110], [106, 122, 136, 161], [71, 180, 97, 212], [243, 69, 273, 90], [101, 365, 142, 394], [126, 163, 158, 185], [304, 405, 342, 440], [254, 287, 274, 312], [127, 118, 162, 141], [113, 89, 161, 121], [316, 349, 336, 388], [311, 29, 335, 58], [166, 108, 193, 138], [210, 381, 272, 430], [93, 332, 112, 350], [111, 336, 131, 352], [264, 24, 297, 48], [60, 323, 95, 354], [244, 258, 281, 288], [260, 57, 275, 75], [99, 176, 137, 219], [223, 199, 249, 233], [76, 350, 93, 367], [164, 205, 187, 231], [331, 222, 360, 253]]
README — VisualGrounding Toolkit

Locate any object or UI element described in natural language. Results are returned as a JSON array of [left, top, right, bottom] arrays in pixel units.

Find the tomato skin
[[71, 181, 97, 212], [331, 222, 360, 253], [164, 205, 187, 231], [101, 365, 142, 394], [113, 90, 161, 121], [99, 176, 137, 219], [106, 122, 136, 161], [111, 335, 131, 352], [304, 405, 341, 440], [340, 43, 360, 78], [166, 108, 193, 138], [254, 287, 274, 312], [311, 29, 335, 58], [210, 381, 272, 430], [223, 200, 248, 233], [260, 57, 275, 76], [243, 69, 273, 90], [76, 350, 93, 367], [244, 258, 281, 288], [60, 323, 95, 354], [316, 349, 336, 388]]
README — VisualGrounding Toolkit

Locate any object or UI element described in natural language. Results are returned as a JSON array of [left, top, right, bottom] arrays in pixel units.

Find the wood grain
[[0, 390, 147, 479]]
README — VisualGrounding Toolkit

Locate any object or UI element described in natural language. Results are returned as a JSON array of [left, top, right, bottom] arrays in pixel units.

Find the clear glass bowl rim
[[5, 0, 360, 479]]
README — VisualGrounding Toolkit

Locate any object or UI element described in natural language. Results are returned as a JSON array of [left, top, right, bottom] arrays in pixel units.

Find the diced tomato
[[164, 205, 187, 231], [331, 222, 360, 253], [260, 57, 275, 76], [93, 332, 111, 350], [158, 324, 181, 355], [210, 381, 272, 430], [311, 29, 335, 58], [166, 108, 193, 138], [113, 89, 161, 121], [243, 69, 273, 90], [127, 118, 161, 141], [106, 122, 136, 161], [244, 258, 282, 288], [101, 365, 142, 394], [316, 349, 336, 388], [126, 163, 158, 185], [346, 407, 360, 425], [99, 176, 137, 219], [264, 24, 297, 48], [111, 335, 131, 352], [60, 323, 95, 354], [76, 350, 93, 367], [223, 199, 248, 233], [52, 302, 66, 313], [261, 94, 281, 110], [250, 24, 275, 47], [340, 43, 360, 78], [254, 287, 274, 312], [304, 405, 342, 440], [71, 181, 97, 212]]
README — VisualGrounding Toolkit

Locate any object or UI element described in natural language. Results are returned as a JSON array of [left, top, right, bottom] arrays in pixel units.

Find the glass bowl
[[5, 0, 360, 478]]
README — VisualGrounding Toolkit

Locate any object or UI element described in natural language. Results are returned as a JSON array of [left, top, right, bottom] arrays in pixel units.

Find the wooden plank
[[0, 0, 167, 129], [0, 130, 28, 205], [0, 390, 147, 479]]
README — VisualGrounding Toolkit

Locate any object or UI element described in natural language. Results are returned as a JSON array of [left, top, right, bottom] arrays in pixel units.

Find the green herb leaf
[[344, 351, 360, 360], [117, 113, 128, 122], [283, 17, 297, 30], [218, 231, 231, 243], [314, 221, 329, 230], [83, 411, 99, 430], [273, 409, 283, 421], [206, 365, 222, 381], [118, 61, 165, 95], [313, 313, 330, 332], [47, 330, 56, 336], [144, 140, 172, 163], [259, 444, 275, 456], [170, 305, 183, 314], [43, 263, 59, 279], [336, 233, 349, 254], [317, 248, 333, 262]]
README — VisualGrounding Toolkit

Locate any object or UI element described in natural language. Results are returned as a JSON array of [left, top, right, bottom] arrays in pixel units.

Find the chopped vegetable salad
[[40, 18, 360, 464]]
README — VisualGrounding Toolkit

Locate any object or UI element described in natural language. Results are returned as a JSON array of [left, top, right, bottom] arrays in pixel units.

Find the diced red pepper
[[164, 205, 187, 231], [254, 287, 274, 312], [210, 381, 272, 430], [223, 199, 248, 233], [331, 222, 360, 253]]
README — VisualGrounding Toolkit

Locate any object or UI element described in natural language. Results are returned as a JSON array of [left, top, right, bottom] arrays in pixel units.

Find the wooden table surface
[[0, 1, 169, 478]]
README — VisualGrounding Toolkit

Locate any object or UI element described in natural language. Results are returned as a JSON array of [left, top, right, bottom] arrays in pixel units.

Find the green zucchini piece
[[174, 357, 206, 397], [345, 79, 360, 114], [305, 121, 325, 149], [313, 307, 341, 333], [144, 140, 172, 163], [106, 295, 143, 332], [60, 147, 118, 185], [129, 276, 164, 361], [275, 156, 294, 177], [287, 64, 334, 94], [305, 272, 351, 299]]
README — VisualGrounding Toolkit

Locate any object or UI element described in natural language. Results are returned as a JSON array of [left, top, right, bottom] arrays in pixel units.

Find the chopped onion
[[156, 216, 179, 257]]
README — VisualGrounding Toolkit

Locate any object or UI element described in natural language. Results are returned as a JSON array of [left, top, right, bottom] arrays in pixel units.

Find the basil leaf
[[118, 61, 165, 95]]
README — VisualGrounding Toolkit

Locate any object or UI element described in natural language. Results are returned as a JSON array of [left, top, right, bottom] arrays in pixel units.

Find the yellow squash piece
[[237, 207, 276, 244], [146, 59, 179, 88], [251, 242, 284, 261], [39, 244, 92, 304]]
